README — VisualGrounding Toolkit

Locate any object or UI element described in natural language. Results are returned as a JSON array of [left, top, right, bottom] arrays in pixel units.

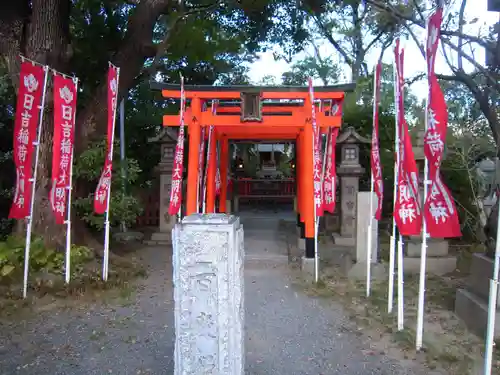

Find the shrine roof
[[150, 82, 356, 93]]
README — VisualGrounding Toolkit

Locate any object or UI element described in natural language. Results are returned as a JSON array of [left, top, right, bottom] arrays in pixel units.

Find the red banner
[[308, 78, 323, 217], [371, 60, 383, 220], [215, 165, 221, 196], [197, 126, 206, 208], [9, 61, 46, 219], [168, 77, 186, 216], [323, 127, 339, 213], [94, 65, 119, 214], [50, 74, 78, 224], [393, 40, 422, 236], [423, 9, 461, 238]]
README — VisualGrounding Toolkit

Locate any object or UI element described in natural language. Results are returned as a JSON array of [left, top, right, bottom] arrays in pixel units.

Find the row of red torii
[[152, 82, 362, 257]]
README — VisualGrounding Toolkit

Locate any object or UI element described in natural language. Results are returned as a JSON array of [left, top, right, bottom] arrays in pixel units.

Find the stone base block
[[403, 256, 456, 276], [455, 288, 500, 340], [301, 256, 316, 282], [145, 231, 172, 245], [297, 238, 305, 251], [347, 262, 387, 281], [114, 231, 144, 243], [467, 253, 500, 306], [332, 233, 355, 247], [406, 238, 449, 257]]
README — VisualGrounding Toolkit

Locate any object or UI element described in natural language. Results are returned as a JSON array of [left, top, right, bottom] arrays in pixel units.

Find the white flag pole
[[65, 76, 79, 284], [22, 62, 49, 298], [397, 233, 404, 330], [416, 16, 431, 351], [389, 54, 400, 314], [102, 65, 120, 282], [367, 65, 378, 298], [396, 43, 406, 331], [367, 174, 374, 297]]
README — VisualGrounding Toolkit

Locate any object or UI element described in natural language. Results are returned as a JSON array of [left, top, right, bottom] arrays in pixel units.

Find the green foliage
[[281, 55, 340, 85], [73, 139, 143, 231], [0, 235, 93, 280]]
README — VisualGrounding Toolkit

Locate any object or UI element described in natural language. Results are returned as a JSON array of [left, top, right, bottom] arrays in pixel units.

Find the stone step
[[455, 288, 500, 340], [402, 256, 456, 276]]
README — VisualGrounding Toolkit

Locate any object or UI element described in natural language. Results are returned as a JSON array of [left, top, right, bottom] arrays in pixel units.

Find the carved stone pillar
[[173, 214, 244, 374]]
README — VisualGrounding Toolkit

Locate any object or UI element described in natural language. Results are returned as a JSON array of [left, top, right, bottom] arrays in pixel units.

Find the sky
[[247, 0, 499, 99]]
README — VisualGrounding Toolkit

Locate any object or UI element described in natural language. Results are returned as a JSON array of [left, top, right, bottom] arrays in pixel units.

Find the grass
[[298, 266, 500, 375], [0, 256, 147, 320]]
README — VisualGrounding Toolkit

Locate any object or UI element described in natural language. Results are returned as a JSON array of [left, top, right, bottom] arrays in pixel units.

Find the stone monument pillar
[[147, 129, 178, 245], [347, 191, 387, 279], [173, 214, 244, 374], [333, 127, 369, 247]]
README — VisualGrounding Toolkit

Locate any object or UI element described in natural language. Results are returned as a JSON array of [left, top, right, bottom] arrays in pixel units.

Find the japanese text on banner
[[50, 74, 77, 224], [94, 65, 119, 214], [423, 9, 461, 238], [371, 60, 384, 220], [9, 61, 46, 219], [323, 128, 339, 214], [308, 78, 324, 217], [393, 41, 422, 236], [168, 77, 185, 216]]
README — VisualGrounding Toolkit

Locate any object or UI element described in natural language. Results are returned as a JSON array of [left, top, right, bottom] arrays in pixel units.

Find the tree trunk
[[1, 0, 172, 249], [1, 0, 72, 248]]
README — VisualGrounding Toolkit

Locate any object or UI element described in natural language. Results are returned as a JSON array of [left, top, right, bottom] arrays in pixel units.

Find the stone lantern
[[333, 126, 370, 247], [146, 128, 178, 245]]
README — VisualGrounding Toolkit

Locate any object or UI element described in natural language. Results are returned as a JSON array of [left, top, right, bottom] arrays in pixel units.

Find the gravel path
[[0, 214, 443, 375]]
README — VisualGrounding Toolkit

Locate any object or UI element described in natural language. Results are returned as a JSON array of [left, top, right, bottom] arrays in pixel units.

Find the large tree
[[0, 0, 306, 248]]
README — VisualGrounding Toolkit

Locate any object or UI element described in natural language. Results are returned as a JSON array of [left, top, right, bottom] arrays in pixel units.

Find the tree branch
[[366, 0, 492, 51], [312, 14, 352, 66], [364, 30, 385, 53], [457, 0, 467, 71]]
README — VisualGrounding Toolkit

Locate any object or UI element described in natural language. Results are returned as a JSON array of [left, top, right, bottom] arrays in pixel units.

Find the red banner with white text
[[323, 127, 339, 213], [9, 61, 46, 219], [393, 40, 422, 236], [50, 74, 77, 224], [94, 65, 119, 214], [168, 77, 185, 216], [308, 78, 324, 217], [371, 60, 384, 220], [197, 126, 206, 209], [423, 9, 461, 238]]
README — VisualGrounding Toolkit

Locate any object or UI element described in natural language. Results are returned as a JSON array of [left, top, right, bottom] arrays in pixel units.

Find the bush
[[0, 235, 93, 281], [73, 139, 144, 231]]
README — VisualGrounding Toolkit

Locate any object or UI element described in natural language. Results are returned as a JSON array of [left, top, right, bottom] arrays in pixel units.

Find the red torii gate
[[152, 82, 354, 257]]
